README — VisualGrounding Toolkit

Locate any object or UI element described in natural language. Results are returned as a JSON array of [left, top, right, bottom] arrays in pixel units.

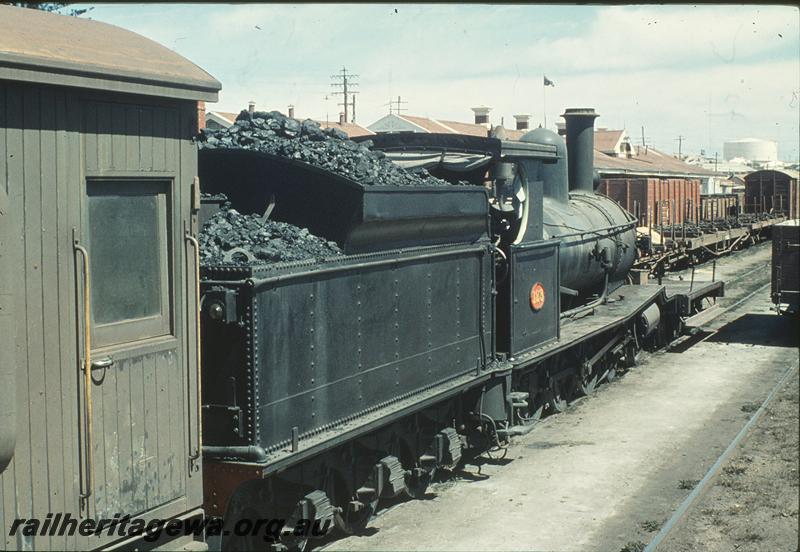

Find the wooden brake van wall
[[0, 80, 202, 551]]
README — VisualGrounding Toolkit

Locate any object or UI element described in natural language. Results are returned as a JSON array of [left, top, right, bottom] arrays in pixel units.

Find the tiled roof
[[213, 111, 239, 124], [595, 146, 717, 177], [398, 115, 457, 134], [435, 119, 489, 137], [316, 120, 375, 138], [377, 113, 536, 140], [594, 129, 625, 153], [501, 128, 528, 141]]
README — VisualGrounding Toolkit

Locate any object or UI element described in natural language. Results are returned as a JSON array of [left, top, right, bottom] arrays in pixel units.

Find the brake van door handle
[[90, 357, 114, 371]]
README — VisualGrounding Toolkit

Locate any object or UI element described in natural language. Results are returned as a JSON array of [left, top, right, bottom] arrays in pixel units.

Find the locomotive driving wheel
[[547, 377, 572, 413], [578, 367, 599, 396]]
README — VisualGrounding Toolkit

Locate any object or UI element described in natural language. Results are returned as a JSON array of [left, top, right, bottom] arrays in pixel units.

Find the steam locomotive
[[197, 109, 723, 550]]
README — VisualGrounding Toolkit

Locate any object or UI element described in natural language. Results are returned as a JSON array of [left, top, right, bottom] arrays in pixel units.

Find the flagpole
[[543, 76, 547, 128]]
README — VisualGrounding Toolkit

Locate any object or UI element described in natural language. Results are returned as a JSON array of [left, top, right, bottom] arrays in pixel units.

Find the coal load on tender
[[199, 196, 342, 266], [198, 110, 453, 187]]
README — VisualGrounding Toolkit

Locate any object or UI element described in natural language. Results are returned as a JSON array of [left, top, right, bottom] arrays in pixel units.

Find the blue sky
[[67, 4, 800, 160]]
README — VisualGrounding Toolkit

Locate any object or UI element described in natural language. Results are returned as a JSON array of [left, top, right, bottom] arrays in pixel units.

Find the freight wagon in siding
[[0, 6, 220, 550], [771, 220, 800, 314], [597, 177, 702, 226], [744, 169, 800, 220]]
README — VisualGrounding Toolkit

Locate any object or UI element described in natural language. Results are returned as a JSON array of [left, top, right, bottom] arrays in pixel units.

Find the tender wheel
[[334, 497, 375, 535], [403, 467, 432, 499], [222, 507, 268, 552]]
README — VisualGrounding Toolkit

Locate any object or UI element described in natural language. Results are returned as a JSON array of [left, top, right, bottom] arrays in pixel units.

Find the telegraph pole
[[330, 67, 359, 123], [385, 95, 407, 115]]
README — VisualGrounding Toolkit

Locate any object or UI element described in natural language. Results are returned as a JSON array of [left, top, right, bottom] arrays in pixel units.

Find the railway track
[[643, 244, 797, 551], [643, 363, 799, 552]]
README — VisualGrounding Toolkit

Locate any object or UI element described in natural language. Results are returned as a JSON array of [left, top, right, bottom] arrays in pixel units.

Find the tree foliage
[[6, 2, 93, 17]]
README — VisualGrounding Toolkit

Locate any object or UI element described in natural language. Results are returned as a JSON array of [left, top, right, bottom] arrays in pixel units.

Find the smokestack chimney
[[196, 101, 206, 133], [288, 105, 295, 118], [338, 112, 346, 125], [562, 108, 599, 194], [248, 101, 256, 114], [513, 114, 531, 131], [471, 106, 492, 127]]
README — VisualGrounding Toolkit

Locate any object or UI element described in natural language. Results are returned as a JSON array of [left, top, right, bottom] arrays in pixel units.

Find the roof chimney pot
[[513, 114, 531, 131], [339, 112, 346, 125], [471, 106, 492, 127], [288, 105, 295, 119], [248, 101, 256, 114]]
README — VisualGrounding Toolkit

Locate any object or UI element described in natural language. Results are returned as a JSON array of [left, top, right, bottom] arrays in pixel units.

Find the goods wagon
[[597, 177, 701, 227], [771, 220, 800, 313], [744, 169, 800, 220]]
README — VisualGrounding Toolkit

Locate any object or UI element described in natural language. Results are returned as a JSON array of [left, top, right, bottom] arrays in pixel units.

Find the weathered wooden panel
[[82, 100, 179, 175], [0, 81, 201, 550]]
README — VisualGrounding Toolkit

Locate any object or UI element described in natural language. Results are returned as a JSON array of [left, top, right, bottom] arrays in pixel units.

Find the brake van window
[[87, 180, 172, 347]]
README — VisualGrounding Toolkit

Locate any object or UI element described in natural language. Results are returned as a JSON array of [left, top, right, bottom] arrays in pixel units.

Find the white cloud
[[74, 3, 800, 160], [521, 5, 797, 73]]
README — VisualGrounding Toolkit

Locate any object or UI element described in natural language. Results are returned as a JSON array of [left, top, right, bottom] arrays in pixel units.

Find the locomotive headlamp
[[208, 302, 224, 320], [204, 288, 238, 323]]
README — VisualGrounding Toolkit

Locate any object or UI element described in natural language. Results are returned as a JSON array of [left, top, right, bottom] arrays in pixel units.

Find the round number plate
[[530, 282, 545, 311]]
